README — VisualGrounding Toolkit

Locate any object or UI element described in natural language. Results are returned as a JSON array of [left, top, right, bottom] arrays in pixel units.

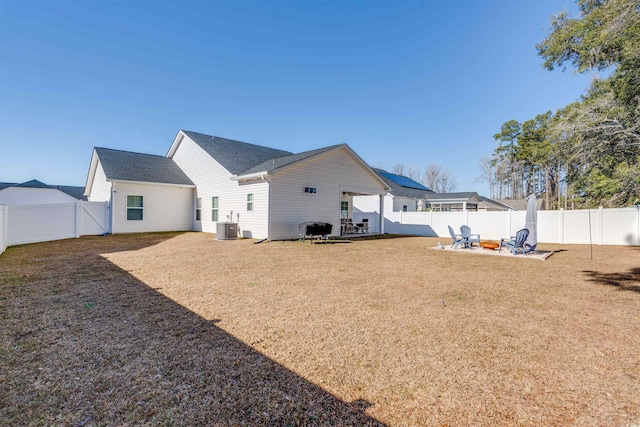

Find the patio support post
[[379, 194, 384, 234]]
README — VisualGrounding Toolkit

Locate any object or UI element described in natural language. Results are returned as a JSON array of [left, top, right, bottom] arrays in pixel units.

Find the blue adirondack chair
[[448, 225, 465, 249], [499, 228, 531, 255], [460, 225, 481, 248]]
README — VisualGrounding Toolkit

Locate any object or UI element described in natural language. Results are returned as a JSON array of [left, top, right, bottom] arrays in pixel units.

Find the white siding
[[393, 196, 418, 212], [0, 187, 78, 205], [87, 161, 112, 202], [111, 182, 193, 233], [269, 146, 387, 240], [170, 135, 269, 239], [352, 194, 391, 233]]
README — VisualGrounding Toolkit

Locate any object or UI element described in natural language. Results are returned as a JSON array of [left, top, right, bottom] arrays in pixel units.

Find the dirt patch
[[1, 233, 639, 426]]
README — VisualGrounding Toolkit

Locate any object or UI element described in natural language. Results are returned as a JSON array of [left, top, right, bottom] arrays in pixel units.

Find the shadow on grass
[[0, 233, 384, 426], [583, 268, 640, 293]]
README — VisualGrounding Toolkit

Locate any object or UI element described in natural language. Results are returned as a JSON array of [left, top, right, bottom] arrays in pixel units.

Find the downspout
[[109, 184, 114, 234], [261, 174, 271, 241]]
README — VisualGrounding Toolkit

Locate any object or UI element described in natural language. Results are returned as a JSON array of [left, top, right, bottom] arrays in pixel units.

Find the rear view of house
[[85, 130, 389, 240]]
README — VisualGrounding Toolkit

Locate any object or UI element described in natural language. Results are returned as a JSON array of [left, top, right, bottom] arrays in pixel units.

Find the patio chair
[[460, 225, 480, 248], [448, 225, 465, 249], [499, 228, 530, 255], [356, 218, 369, 234], [344, 221, 358, 235]]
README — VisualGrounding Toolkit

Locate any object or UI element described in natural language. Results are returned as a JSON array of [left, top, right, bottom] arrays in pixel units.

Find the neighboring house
[[425, 192, 483, 212], [0, 179, 87, 205], [352, 169, 434, 218], [85, 130, 389, 240], [495, 198, 546, 211], [477, 196, 513, 211], [353, 169, 507, 214]]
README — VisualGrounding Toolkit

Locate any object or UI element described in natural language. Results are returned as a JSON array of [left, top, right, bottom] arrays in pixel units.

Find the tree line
[[480, 0, 639, 208]]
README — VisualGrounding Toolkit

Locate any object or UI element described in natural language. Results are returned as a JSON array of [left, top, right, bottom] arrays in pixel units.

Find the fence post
[[75, 201, 82, 238], [1, 205, 8, 253], [559, 208, 564, 244], [637, 205, 640, 246]]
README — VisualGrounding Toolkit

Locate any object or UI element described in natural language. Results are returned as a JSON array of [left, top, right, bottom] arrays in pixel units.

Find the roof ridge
[[292, 143, 343, 156], [182, 130, 292, 155], [95, 147, 167, 159]]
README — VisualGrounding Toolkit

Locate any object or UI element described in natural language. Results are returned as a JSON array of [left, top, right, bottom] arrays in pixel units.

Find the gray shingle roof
[[182, 131, 294, 175], [240, 145, 342, 176], [372, 168, 435, 199], [15, 179, 49, 188], [479, 196, 514, 210], [0, 182, 17, 190], [95, 148, 194, 186], [56, 186, 88, 201], [426, 192, 479, 201], [0, 180, 88, 200]]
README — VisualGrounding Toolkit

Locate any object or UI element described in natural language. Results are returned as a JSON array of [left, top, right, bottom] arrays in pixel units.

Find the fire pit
[[480, 240, 500, 250]]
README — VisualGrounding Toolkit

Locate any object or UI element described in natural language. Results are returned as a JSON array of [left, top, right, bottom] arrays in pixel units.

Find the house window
[[247, 194, 253, 211], [402, 205, 408, 212], [341, 201, 349, 218], [196, 198, 202, 221], [212, 196, 219, 221], [127, 195, 143, 220], [304, 186, 317, 194]]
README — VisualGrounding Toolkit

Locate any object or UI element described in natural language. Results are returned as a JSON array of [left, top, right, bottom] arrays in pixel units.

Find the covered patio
[[340, 188, 384, 236]]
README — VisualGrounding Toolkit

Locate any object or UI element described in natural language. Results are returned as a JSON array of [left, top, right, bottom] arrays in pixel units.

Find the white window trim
[[212, 196, 219, 222], [247, 194, 253, 211], [126, 194, 144, 221]]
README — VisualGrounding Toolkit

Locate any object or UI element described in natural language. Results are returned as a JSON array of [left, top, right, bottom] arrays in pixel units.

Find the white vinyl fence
[[0, 201, 109, 255], [355, 207, 640, 246]]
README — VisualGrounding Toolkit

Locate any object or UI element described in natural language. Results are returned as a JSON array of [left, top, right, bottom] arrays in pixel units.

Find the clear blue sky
[[0, 0, 591, 194]]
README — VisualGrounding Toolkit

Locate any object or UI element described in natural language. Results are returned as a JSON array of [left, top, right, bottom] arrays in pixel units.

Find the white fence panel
[[0, 201, 110, 255], [602, 208, 639, 245], [369, 206, 639, 246], [8, 203, 77, 246], [563, 209, 597, 245], [431, 211, 466, 237], [538, 211, 562, 243], [82, 201, 109, 235]]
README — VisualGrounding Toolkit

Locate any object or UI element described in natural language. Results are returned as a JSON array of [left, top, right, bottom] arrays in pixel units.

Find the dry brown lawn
[[1, 232, 639, 426]]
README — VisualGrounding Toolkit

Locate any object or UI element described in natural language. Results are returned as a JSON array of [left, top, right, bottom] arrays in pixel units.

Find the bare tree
[[423, 164, 457, 193], [406, 166, 422, 183], [391, 164, 406, 176], [475, 157, 496, 198]]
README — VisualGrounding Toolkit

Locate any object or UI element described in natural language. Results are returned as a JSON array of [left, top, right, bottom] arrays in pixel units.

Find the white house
[[84, 130, 389, 240], [0, 180, 86, 205], [351, 169, 435, 232]]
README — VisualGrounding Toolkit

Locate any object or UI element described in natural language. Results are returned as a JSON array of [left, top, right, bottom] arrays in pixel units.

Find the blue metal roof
[[377, 170, 431, 191]]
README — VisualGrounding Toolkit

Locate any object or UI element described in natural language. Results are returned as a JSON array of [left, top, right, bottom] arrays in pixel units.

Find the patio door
[[340, 200, 349, 219]]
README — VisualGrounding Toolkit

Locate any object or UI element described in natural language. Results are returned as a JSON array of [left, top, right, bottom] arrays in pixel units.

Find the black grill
[[298, 222, 333, 243]]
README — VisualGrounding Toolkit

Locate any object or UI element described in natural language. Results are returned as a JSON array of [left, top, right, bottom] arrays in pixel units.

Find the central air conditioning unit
[[216, 222, 238, 240]]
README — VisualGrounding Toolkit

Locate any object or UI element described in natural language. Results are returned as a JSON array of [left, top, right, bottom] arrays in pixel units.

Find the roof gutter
[[107, 179, 196, 188], [230, 171, 270, 181]]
